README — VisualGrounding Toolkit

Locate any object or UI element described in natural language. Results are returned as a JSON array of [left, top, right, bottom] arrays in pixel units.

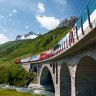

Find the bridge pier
[[54, 62, 61, 96], [69, 65, 77, 96], [37, 65, 42, 84]]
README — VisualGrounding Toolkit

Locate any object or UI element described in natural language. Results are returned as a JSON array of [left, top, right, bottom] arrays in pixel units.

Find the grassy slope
[[0, 27, 70, 85], [0, 89, 45, 96], [0, 27, 70, 61]]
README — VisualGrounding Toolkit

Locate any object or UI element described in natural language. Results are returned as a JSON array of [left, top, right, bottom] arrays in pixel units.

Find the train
[[15, 0, 96, 64], [15, 48, 54, 64]]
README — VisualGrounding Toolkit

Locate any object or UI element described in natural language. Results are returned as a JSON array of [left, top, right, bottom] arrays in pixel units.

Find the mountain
[[58, 16, 78, 28], [16, 32, 40, 40]]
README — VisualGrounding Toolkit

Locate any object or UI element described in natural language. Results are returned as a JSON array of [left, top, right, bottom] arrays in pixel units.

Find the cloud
[[0, 15, 4, 19], [25, 25, 29, 29], [54, 0, 67, 6], [7, 9, 17, 18], [12, 9, 17, 13], [9, 13, 12, 17], [0, 34, 9, 44], [36, 15, 60, 30], [38, 2, 45, 13]]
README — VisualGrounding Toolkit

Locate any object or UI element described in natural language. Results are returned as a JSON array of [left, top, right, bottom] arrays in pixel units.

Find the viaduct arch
[[75, 56, 96, 96], [39, 65, 55, 92], [60, 63, 71, 96]]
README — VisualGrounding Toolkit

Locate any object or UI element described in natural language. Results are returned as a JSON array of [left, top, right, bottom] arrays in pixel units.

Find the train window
[[64, 41, 65, 49], [89, 0, 96, 15], [77, 18, 81, 31], [56, 62, 58, 84], [54, 44, 60, 51], [53, 63, 55, 74], [50, 63, 52, 67], [82, 10, 88, 24], [62, 44, 63, 50]]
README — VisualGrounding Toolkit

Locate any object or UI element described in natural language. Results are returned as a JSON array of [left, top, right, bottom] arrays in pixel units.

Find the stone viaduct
[[21, 23, 96, 96]]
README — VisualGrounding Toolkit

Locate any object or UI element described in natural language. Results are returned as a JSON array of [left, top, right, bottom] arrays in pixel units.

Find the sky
[[0, 0, 90, 44]]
